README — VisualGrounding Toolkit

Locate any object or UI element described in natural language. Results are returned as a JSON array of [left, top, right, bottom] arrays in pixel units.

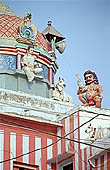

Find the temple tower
[[0, 1, 65, 98]]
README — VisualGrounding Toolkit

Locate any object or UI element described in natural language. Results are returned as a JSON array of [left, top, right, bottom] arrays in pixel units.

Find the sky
[[3, 0, 110, 109]]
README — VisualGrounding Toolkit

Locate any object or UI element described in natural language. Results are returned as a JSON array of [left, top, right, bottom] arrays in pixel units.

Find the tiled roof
[[0, 2, 48, 50], [0, 14, 22, 38]]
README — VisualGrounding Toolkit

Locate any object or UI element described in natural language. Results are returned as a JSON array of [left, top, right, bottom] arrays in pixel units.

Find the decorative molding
[[0, 88, 74, 123]]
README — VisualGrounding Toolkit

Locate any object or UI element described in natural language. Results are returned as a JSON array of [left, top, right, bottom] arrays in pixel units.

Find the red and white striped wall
[[56, 111, 110, 170], [0, 120, 58, 170], [1, 109, 110, 170]]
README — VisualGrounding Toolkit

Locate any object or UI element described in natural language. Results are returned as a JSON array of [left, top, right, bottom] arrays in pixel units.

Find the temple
[[0, 2, 110, 170]]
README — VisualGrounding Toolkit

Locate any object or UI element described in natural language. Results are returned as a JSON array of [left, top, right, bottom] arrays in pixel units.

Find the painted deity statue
[[21, 45, 43, 82], [76, 70, 103, 108], [19, 13, 37, 40]]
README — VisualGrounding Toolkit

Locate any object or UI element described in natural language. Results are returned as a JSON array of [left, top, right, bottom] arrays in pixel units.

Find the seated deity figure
[[19, 12, 37, 40], [76, 70, 103, 108], [21, 45, 43, 82]]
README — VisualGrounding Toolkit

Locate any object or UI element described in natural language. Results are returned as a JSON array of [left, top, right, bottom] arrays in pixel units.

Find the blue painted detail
[[0, 54, 16, 70], [34, 61, 48, 80], [20, 25, 35, 40], [42, 64, 48, 80]]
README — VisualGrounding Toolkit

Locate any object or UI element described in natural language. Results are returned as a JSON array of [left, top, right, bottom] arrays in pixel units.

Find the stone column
[[17, 54, 21, 69]]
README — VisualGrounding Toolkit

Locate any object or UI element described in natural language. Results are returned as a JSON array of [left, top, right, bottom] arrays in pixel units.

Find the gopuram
[[0, 2, 110, 170], [0, 4, 66, 98]]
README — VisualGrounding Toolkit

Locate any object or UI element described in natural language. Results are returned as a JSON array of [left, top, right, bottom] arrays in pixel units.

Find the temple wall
[[56, 106, 110, 170], [0, 70, 54, 98]]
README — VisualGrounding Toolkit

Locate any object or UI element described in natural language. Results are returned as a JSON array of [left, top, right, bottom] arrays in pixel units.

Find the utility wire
[[0, 110, 110, 163], [75, 146, 110, 169], [0, 111, 110, 148], [71, 143, 110, 169], [64, 113, 99, 138], [0, 129, 110, 145], [0, 112, 101, 143], [0, 120, 110, 164]]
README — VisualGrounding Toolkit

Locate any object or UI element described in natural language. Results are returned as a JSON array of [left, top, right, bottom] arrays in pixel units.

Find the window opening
[[63, 163, 73, 170]]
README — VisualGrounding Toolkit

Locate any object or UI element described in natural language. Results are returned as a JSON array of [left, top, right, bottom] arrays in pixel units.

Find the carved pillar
[[17, 54, 21, 69], [48, 68, 53, 84]]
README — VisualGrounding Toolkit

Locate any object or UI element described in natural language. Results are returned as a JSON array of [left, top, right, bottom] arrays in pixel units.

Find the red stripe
[[84, 148, 87, 170], [73, 156, 75, 170], [100, 155, 104, 170], [61, 119, 66, 153], [4, 130, 10, 170], [29, 136, 35, 164], [95, 159, 98, 170], [70, 114, 75, 170], [41, 136, 47, 170], [107, 152, 110, 170], [70, 115, 74, 152], [0, 48, 50, 65], [48, 68, 52, 83], [78, 112, 82, 170], [16, 133, 22, 162], [0, 48, 16, 52], [52, 72, 54, 84], [52, 137, 57, 159], [16, 48, 26, 53], [38, 55, 50, 65]]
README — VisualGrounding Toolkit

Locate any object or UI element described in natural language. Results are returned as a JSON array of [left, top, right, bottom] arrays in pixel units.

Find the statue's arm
[[21, 56, 28, 66], [21, 57, 25, 66], [77, 87, 87, 95], [98, 85, 103, 99], [76, 74, 87, 95]]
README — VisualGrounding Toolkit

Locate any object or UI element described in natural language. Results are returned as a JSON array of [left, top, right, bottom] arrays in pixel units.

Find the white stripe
[[65, 117, 70, 152], [0, 130, 4, 170], [47, 138, 53, 160], [23, 134, 29, 163], [57, 127, 61, 154], [47, 163, 51, 170], [104, 152, 107, 170], [17, 54, 21, 69], [97, 158, 100, 170], [82, 149, 85, 170], [10, 132, 16, 170], [86, 147, 91, 170], [35, 137, 41, 170]]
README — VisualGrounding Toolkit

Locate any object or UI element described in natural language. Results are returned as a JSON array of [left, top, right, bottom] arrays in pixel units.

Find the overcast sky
[[3, 0, 110, 109]]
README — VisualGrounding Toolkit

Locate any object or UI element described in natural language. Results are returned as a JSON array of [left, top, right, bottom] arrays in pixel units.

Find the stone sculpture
[[76, 70, 103, 108], [21, 45, 43, 82], [52, 77, 73, 104]]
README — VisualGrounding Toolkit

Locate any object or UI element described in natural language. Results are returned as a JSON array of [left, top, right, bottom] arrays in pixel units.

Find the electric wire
[[71, 143, 110, 169], [0, 111, 110, 148], [0, 120, 110, 145], [0, 109, 110, 163], [0, 118, 110, 164], [0, 112, 104, 146], [0, 128, 110, 146]]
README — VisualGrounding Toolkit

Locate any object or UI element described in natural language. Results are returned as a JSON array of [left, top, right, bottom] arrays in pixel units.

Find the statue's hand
[[76, 74, 80, 80], [76, 74, 84, 89]]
